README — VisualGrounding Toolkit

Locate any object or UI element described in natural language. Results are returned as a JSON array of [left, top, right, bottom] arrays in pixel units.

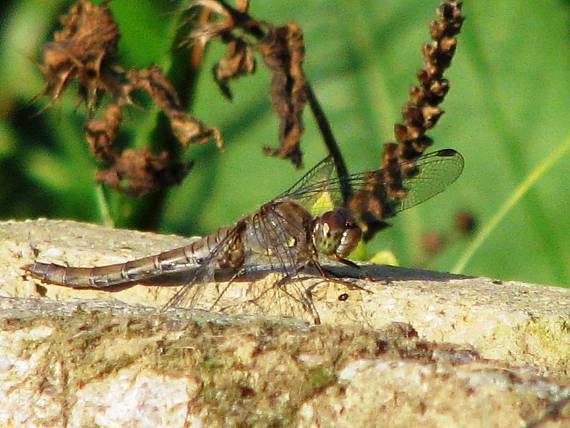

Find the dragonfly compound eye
[[312, 209, 361, 258]]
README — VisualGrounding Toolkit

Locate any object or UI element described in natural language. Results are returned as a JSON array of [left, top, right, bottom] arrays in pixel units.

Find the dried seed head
[[392, 0, 464, 163]]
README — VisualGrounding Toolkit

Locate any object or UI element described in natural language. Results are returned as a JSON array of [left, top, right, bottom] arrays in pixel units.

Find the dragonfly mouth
[[336, 224, 361, 259]]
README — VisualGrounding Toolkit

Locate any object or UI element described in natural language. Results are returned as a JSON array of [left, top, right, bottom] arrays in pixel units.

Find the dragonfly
[[24, 149, 464, 323]]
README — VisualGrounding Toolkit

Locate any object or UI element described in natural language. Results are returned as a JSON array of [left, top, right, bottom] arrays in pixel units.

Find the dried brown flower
[[95, 148, 192, 196], [37, 0, 224, 196], [128, 66, 223, 148], [38, 0, 122, 109], [84, 103, 121, 164]]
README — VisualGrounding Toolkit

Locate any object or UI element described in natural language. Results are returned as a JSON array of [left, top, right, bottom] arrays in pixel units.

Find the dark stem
[[305, 83, 351, 204]]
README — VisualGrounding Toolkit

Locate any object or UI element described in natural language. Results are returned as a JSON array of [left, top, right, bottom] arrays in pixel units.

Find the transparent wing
[[163, 149, 463, 321], [277, 156, 340, 215], [283, 149, 464, 218], [163, 203, 318, 320], [279, 156, 336, 197], [394, 149, 464, 212], [162, 223, 245, 311], [233, 206, 321, 322]]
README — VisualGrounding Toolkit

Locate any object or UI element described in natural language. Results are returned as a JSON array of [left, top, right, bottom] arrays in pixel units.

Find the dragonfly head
[[312, 208, 362, 259]]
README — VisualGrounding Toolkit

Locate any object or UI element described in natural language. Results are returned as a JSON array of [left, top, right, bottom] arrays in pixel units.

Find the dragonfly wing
[[277, 156, 342, 215], [162, 263, 213, 311], [278, 155, 335, 198], [281, 149, 464, 220], [390, 149, 464, 214], [227, 202, 322, 322], [162, 223, 245, 312]]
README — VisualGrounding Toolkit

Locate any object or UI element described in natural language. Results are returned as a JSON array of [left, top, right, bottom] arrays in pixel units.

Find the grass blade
[[452, 137, 570, 277]]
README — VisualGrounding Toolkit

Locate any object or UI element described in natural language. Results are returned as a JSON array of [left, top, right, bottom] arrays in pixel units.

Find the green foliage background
[[0, 0, 568, 287]]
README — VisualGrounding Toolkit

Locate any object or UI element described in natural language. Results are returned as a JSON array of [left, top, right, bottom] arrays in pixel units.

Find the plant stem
[[305, 83, 351, 204], [94, 184, 114, 228]]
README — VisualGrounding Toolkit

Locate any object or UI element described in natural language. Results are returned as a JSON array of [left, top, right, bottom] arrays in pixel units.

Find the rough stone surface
[[1, 219, 569, 427]]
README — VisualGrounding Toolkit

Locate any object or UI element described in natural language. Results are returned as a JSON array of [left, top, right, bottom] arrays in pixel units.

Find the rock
[[0, 219, 568, 426]]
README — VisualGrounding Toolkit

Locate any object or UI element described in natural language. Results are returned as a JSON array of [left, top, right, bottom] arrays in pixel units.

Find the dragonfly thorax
[[312, 208, 361, 259]]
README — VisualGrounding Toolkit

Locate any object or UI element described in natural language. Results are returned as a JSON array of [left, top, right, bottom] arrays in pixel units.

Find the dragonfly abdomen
[[25, 246, 206, 288], [23, 261, 130, 288], [24, 226, 239, 288]]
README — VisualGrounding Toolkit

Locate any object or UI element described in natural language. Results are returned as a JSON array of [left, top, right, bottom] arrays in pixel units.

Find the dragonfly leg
[[213, 268, 281, 314], [325, 255, 378, 287], [300, 281, 321, 325], [264, 269, 320, 325], [313, 261, 372, 294], [334, 256, 360, 270], [209, 268, 248, 311], [213, 268, 321, 324]]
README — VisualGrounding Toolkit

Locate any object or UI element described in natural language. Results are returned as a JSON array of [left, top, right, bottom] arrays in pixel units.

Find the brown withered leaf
[[95, 148, 192, 196], [38, 0, 123, 110], [83, 103, 121, 164], [257, 23, 307, 167], [128, 65, 223, 148], [213, 36, 256, 99], [183, 2, 305, 164], [127, 66, 182, 113], [170, 112, 223, 147]]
